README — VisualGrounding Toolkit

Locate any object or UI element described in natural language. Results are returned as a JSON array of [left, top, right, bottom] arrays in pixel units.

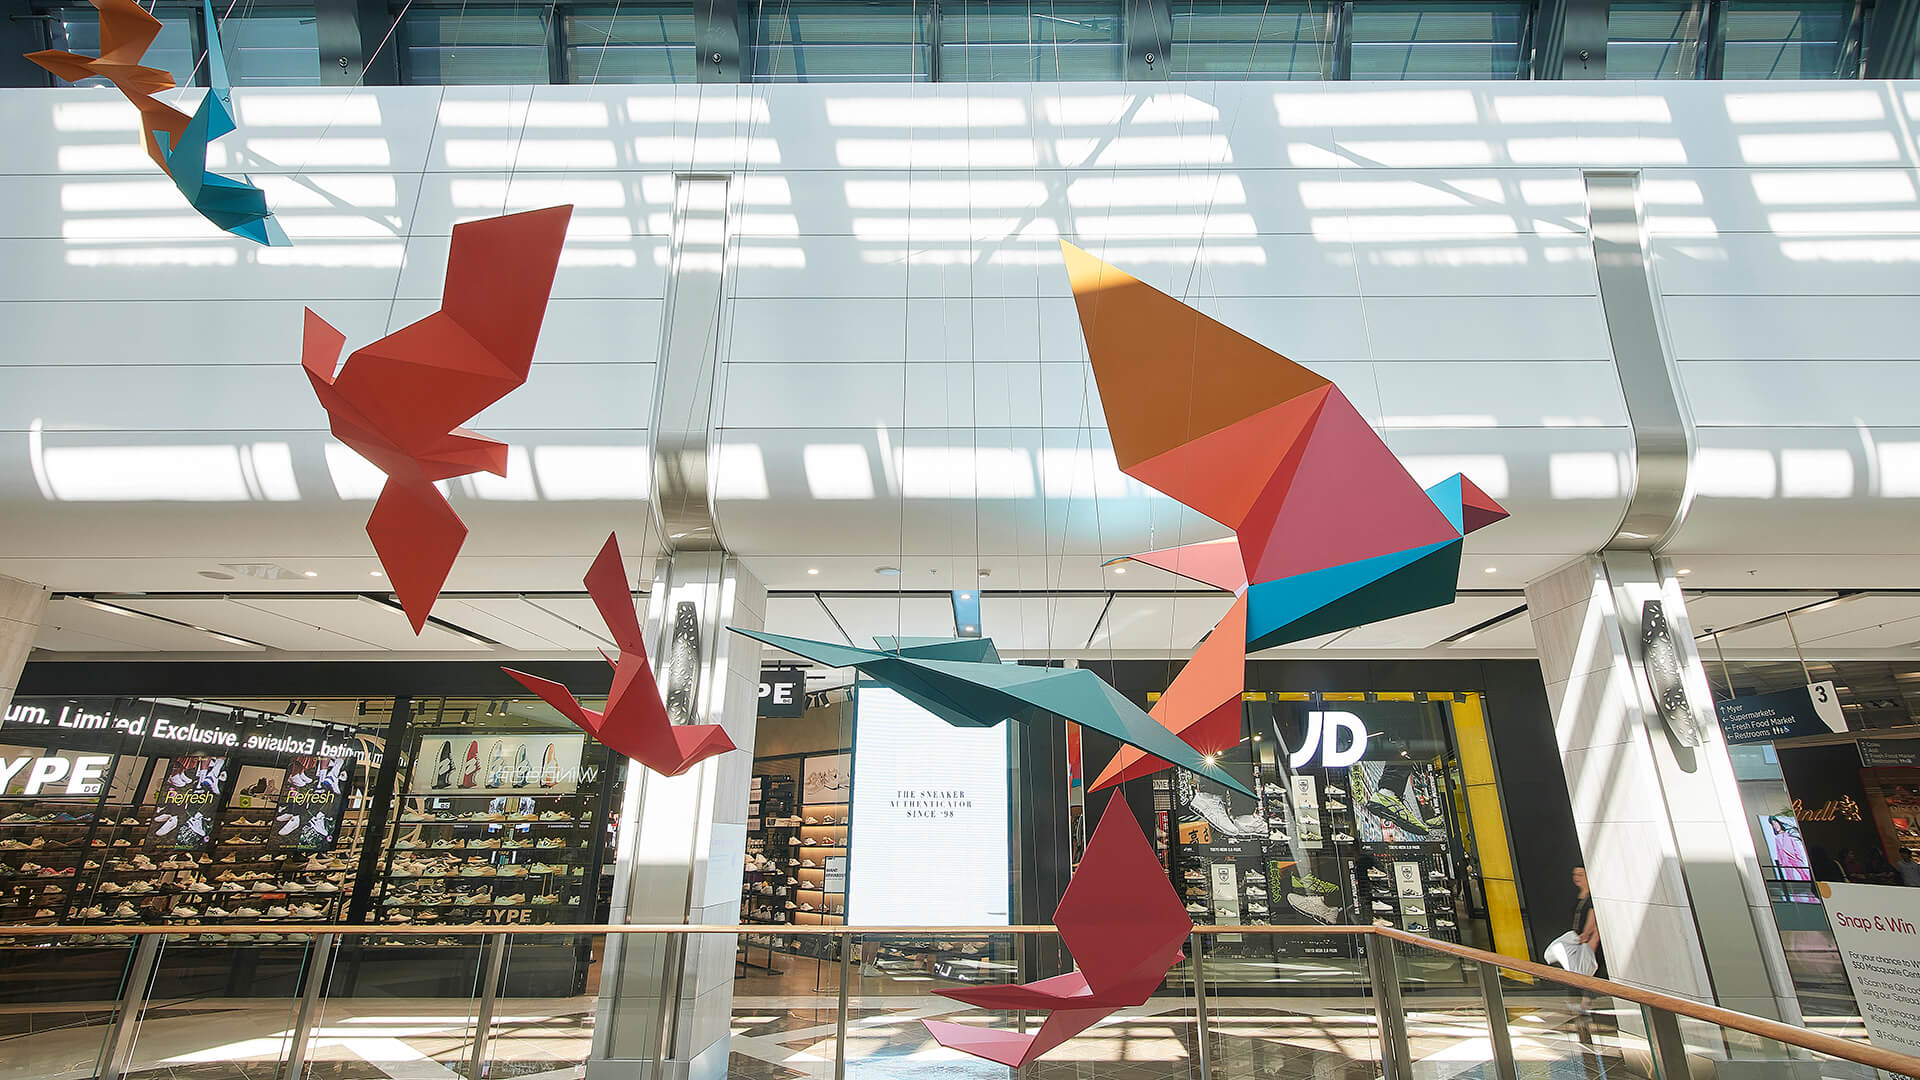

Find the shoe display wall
[[741, 760, 850, 967]]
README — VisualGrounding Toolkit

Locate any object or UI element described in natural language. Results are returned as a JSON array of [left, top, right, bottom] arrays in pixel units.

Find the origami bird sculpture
[[303, 205, 573, 631], [922, 797, 1192, 1066], [1059, 243, 1509, 790], [28, 0, 287, 245], [503, 533, 738, 776], [728, 629, 1253, 796]]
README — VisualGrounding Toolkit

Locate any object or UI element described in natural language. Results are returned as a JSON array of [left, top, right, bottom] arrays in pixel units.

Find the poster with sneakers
[[1349, 757, 1446, 843], [150, 756, 226, 849], [410, 736, 585, 795], [802, 753, 849, 802], [273, 754, 348, 850]]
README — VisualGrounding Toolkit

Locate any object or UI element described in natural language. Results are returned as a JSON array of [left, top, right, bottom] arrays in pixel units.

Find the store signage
[[1715, 682, 1847, 745], [273, 754, 350, 850], [0, 752, 112, 797], [847, 685, 1009, 926], [758, 669, 805, 717], [3, 698, 378, 763], [1859, 739, 1920, 769], [1287, 710, 1369, 769], [409, 734, 590, 795], [1818, 881, 1920, 1057]]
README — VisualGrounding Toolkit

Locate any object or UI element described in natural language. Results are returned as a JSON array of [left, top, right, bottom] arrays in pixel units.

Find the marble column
[[587, 552, 764, 1080], [1525, 553, 1800, 1023], [0, 575, 50, 722]]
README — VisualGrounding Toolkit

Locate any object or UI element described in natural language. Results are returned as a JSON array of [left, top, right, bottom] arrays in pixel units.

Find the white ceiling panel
[[115, 597, 382, 651], [523, 598, 619, 646], [233, 597, 492, 652], [1806, 614, 1920, 650], [763, 595, 851, 644], [1683, 592, 1838, 637], [437, 597, 614, 650], [1090, 594, 1236, 653], [1715, 594, 1920, 651], [36, 598, 261, 652], [1257, 630, 1350, 651], [1453, 612, 1536, 650], [1328, 596, 1525, 650], [821, 596, 957, 647], [978, 595, 1108, 653]]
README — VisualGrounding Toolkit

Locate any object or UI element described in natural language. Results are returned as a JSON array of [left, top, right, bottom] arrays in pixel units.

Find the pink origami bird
[[922, 798, 1193, 1066], [503, 534, 737, 776]]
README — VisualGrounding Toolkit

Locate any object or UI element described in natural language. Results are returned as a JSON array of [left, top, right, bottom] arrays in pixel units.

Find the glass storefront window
[[562, 3, 696, 83], [1349, 2, 1531, 80], [221, 5, 322, 86], [1169, 1, 1337, 80], [1722, 0, 1857, 78], [750, 0, 932, 82], [938, 0, 1124, 82], [1607, 0, 1709, 78], [401, 8, 555, 85]]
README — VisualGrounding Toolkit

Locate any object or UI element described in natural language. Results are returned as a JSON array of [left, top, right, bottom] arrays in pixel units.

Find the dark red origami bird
[[922, 798, 1193, 1066], [302, 206, 572, 632], [502, 534, 737, 777]]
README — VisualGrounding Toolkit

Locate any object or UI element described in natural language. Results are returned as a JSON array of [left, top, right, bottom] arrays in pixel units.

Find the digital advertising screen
[[846, 685, 1010, 927]]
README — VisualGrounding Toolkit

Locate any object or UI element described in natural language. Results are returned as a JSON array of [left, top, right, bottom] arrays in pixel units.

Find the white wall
[[0, 80, 1915, 597]]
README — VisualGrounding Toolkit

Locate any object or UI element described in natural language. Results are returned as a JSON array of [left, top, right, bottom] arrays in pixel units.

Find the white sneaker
[[266, 906, 291, 918], [1331, 831, 1355, 842], [1372, 901, 1394, 913], [233, 906, 262, 917]]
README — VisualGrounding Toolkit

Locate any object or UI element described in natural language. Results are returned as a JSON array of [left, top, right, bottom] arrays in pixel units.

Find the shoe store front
[[1, 661, 618, 998]]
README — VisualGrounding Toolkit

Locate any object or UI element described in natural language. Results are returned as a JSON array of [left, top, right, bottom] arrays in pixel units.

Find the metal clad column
[[1533, 0, 1609, 78], [315, 0, 400, 85], [588, 176, 768, 1080], [1585, 172, 1692, 549], [0, 575, 50, 723]]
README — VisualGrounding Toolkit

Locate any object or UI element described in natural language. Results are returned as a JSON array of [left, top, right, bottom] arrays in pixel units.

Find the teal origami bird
[[158, 0, 288, 245], [728, 630, 1254, 796]]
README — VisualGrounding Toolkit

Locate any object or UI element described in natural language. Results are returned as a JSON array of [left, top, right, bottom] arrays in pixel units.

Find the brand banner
[[1820, 881, 1920, 1059], [410, 734, 589, 795], [1715, 681, 1847, 745], [0, 748, 113, 798], [273, 755, 349, 850], [151, 756, 227, 849], [847, 686, 1009, 926], [759, 669, 805, 717]]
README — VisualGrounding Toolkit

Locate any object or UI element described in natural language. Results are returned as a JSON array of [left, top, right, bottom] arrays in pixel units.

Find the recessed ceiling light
[[1113, 566, 1127, 574], [302, 571, 318, 578], [875, 566, 901, 577], [960, 592, 972, 600], [198, 570, 234, 581], [1678, 568, 1693, 576], [963, 625, 976, 632], [807, 568, 820, 575], [1483, 567, 1497, 574], [369, 570, 384, 578]]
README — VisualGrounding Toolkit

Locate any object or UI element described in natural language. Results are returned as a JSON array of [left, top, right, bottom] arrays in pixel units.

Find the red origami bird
[[502, 534, 737, 777], [922, 798, 1192, 1066], [26, 0, 189, 173], [302, 206, 572, 632]]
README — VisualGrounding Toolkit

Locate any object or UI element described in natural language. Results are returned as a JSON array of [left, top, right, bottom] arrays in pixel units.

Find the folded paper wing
[[728, 628, 1252, 796], [303, 205, 572, 631], [503, 533, 736, 777], [26, 0, 187, 172], [922, 799, 1192, 1067], [1063, 242, 1509, 789]]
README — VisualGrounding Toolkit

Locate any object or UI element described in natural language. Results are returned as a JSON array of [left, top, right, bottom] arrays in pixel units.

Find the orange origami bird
[[27, 0, 189, 172], [503, 534, 738, 777]]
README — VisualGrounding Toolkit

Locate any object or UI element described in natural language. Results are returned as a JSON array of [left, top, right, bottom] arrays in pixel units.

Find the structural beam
[[1533, 0, 1608, 77], [1864, 0, 1920, 77]]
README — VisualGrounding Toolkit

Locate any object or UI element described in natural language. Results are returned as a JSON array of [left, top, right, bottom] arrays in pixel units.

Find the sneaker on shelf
[[174, 905, 201, 917], [312, 881, 340, 893], [1325, 800, 1348, 812], [205, 906, 231, 917], [233, 906, 263, 917], [1245, 902, 1270, 914], [111, 902, 138, 918], [188, 882, 215, 894], [1331, 831, 1355, 843], [1367, 867, 1390, 880], [99, 881, 123, 894], [290, 904, 324, 918], [1373, 918, 1394, 928], [1184, 902, 1208, 914], [1324, 783, 1347, 796], [494, 894, 526, 906], [1371, 901, 1394, 913]]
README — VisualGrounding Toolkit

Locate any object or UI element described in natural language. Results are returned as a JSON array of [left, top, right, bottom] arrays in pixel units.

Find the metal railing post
[[833, 932, 856, 1080], [1189, 931, 1212, 1080], [1477, 961, 1519, 1080], [1366, 935, 1413, 1080], [467, 933, 508, 1080], [97, 934, 163, 1080], [279, 933, 337, 1080], [1645, 1005, 1691, 1080]]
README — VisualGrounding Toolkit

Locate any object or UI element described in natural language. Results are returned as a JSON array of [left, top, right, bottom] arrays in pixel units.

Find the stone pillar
[[1525, 553, 1799, 1022], [0, 575, 51, 721], [588, 552, 764, 1080]]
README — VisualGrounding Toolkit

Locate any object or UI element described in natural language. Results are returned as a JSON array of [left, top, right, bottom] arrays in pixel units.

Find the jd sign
[[1287, 710, 1370, 769]]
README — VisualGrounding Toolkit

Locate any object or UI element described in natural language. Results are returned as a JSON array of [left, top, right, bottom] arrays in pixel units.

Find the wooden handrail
[[5, 921, 1914, 1076]]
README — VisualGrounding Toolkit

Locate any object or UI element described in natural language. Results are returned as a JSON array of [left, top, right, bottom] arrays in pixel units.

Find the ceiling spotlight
[[1483, 567, 1497, 574], [1113, 566, 1127, 575], [963, 624, 976, 632], [807, 568, 820, 575], [302, 570, 318, 578], [1678, 568, 1693, 576], [875, 566, 901, 577], [369, 570, 384, 578], [1202, 754, 1218, 766], [960, 592, 972, 601]]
